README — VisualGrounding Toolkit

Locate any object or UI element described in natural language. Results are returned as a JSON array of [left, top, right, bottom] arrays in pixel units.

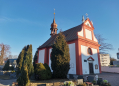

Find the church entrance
[[89, 63, 94, 74]]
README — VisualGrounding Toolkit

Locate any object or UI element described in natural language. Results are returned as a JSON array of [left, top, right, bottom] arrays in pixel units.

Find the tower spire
[[50, 9, 58, 37]]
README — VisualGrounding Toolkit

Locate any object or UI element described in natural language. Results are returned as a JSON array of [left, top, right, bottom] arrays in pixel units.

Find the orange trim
[[47, 48, 49, 65], [92, 31, 94, 41], [83, 24, 94, 30], [87, 57, 94, 61], [47, 47, 52, 65], [78, 40, 83, 75], [67, 39, 82, 75], [44, 48, 47, 64], [83, 26, 86, 38]]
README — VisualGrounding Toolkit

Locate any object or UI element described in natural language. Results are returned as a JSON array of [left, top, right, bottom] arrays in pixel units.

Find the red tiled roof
[[38, 24, 82, 49]]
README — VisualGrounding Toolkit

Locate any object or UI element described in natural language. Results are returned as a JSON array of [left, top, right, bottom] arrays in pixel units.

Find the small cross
[[54, 9, 55, 14], [54, 9, 55, 19], [85, 13, 88, 18]]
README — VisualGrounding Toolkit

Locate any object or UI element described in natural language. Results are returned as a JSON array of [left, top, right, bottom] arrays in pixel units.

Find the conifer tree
[[2, 60, 10, 71], [17, 63, 30, 86], [24, 45, 34, 77], [17, 45, 34, 77], [17, 46, 26, 75], [51, 32, 70, 78]]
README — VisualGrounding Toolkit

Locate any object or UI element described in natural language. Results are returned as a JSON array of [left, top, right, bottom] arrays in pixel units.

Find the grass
[[0, 75, 10, 80]]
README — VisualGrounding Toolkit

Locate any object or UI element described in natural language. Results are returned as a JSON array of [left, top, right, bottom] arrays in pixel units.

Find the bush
[[44, 63, 52, 79], [100, 79, 111, 86], [9, 66, 14, 70], [35, 63, 52, 80]]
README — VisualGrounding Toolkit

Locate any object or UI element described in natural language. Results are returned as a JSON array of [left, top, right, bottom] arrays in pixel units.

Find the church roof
[[38, 24, 82, 49]]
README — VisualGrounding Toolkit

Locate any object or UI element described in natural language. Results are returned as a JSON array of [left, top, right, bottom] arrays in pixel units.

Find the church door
[[89, 63, 94, 74]]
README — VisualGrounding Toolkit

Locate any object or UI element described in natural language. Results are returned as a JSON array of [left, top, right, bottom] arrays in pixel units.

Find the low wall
[[101, 66, 119, 73]]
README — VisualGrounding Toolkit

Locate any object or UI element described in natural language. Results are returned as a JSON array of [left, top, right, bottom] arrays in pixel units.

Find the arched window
[[87, 47, 92, 55]]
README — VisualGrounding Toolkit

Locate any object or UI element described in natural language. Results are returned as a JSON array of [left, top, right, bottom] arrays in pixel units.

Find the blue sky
[[0, 0, 119, 59]]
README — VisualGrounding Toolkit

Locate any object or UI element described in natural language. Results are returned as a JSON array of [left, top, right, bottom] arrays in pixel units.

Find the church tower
[[50, 9, 58, 37]]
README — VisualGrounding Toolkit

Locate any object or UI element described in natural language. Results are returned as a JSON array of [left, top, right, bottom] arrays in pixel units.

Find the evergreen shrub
[[51, 32, 70, 78], [44, 63, 52, 79], [17, 64, 30, 86], [9, 66, 14, 71], [35, 63, 52, 80], [2, 60, 10, 71]]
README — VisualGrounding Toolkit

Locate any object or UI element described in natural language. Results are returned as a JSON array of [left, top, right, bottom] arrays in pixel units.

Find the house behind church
[[36, 15, 101, 75]]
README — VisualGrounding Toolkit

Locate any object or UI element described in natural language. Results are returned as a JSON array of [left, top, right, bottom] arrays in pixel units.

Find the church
[[36, 14, 101, 75]]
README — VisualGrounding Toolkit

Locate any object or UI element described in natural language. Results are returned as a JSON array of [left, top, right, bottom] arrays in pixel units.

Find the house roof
[[38, 24, 82, 49]]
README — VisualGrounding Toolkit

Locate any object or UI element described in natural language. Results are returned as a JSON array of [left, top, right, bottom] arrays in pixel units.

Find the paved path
[[98, 72, 119, 86], [0, 79, 16, 86], [84, 72, 119, 86]]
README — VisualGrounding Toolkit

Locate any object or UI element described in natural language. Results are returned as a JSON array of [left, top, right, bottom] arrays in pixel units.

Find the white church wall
[[68, 43, 76, 74], [81, 45, 89, 74], [92, 48, 99, 73], [49, 48, 53, 72], [93, 33, 98, 42], [38, 49, 45, 63], [81, 45, 99, 74], [85, 29, 92, 40], [78, 28, 84, 37]]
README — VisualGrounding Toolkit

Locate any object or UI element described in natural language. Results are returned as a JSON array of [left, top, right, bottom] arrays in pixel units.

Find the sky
[[0, 0, 119, 59]]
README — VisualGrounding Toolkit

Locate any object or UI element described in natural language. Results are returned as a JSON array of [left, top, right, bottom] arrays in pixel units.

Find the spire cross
[[85, 13, 88, 18], [54, 9, 55, 19]]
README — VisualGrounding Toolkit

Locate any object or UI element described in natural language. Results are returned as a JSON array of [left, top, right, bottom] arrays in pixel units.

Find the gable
[[78, 27, 84, 37], [85, 21, 91, 27]]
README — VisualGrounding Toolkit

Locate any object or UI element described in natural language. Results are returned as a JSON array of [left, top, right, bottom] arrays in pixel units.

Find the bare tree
[[0, 43, 11, 65], [95, 34, 113, 53]]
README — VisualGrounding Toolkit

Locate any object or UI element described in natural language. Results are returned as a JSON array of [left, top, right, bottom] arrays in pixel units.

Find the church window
[[87, 47, 92, 55], [54, 30, 55, 33], [87, 23, 89, 26]]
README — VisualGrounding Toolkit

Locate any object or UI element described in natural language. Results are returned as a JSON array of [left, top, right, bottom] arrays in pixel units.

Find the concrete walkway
[[0, 79, 16, 86], [84, 72, 119, 86], [98, 72, 119, 86]]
